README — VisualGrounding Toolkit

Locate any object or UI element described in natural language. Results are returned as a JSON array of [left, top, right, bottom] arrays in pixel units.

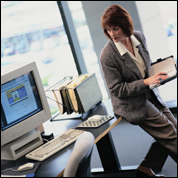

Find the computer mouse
[[18, 163, 35, 172], [88, 115, 102, 122]]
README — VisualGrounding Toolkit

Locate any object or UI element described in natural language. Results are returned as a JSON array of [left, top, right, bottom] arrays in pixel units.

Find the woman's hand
[[144, 72, 168, 86]]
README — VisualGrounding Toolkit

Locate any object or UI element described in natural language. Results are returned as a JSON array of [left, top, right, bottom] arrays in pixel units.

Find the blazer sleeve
[[100, 43, 147, 99]]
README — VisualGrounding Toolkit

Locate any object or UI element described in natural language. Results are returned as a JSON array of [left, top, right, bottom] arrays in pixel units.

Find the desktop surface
[[1, 100, 119, 177]]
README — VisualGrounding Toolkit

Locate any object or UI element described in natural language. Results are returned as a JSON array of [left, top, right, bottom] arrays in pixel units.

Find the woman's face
[[106, 26, 126, 42]]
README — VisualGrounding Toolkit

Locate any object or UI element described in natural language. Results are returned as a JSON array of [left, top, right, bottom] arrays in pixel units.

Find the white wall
[[136, 1, 171, 61]]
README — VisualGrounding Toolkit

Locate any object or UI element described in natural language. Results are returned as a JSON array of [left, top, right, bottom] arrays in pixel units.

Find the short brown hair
[[101, 5, 134, 39]]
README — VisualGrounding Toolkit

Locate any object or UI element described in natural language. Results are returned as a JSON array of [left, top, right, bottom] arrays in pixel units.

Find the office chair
[[63, 131, 95, 177]]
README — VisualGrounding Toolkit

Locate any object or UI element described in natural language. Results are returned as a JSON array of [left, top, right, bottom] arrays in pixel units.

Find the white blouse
[[114, 35, 146, 78]]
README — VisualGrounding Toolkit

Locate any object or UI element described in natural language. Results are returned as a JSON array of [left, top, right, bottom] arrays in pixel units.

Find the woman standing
[[100, 4, 177, 177]]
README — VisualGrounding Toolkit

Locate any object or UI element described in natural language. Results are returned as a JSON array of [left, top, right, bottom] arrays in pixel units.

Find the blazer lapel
[[111, 42, 144, 79], [110, 40, 150, 79], [122, 53, 143, 79], [137, 44, 151, 77]]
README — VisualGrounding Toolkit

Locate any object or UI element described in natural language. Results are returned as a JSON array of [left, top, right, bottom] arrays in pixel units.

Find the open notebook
[[149, 55, 177, 89]]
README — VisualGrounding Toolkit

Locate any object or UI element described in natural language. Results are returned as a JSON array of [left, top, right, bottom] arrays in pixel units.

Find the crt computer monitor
[[1, 61, 52, 160]]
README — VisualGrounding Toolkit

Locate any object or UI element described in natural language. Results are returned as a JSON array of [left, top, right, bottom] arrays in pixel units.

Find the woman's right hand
[[144, 72, 168, 86]]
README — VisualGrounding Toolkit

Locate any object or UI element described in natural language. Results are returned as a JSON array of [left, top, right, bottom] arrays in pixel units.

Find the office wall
[[136, 1, 171, 60]]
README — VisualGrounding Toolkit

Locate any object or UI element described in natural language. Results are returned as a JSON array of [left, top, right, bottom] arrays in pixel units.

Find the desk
[[1, 100, 136, 177]]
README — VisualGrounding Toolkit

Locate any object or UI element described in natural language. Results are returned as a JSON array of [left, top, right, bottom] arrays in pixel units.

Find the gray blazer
[[100, 30, 167, 125]]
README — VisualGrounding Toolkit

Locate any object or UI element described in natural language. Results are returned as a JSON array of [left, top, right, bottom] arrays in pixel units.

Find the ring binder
[[149, 55, 177, 89]]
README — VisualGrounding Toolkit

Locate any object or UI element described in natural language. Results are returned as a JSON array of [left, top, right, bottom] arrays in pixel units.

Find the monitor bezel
[[1, 61, 52, 146]]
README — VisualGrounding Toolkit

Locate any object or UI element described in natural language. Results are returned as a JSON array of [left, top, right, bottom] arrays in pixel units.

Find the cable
[[42, 138, 49, 143], [1, 168, 18, 173]]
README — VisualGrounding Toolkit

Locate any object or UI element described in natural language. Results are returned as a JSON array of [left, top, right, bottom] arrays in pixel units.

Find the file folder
[[52, 77, 73, 114], [52, 73, 102, 115], [74, 73, 102, 113]]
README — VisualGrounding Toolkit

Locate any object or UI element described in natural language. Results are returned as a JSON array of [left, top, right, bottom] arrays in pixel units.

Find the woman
[[100, 4, 177, 177]]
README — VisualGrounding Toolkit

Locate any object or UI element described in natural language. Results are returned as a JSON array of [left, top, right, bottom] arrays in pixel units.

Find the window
[[157, 1, 177, 103], [67, 1, 109, 99], [1, 1, 78, 115]]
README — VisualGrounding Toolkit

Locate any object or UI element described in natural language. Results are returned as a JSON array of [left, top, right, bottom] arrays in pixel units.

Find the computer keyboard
[[25, 129, 85, 161], [77, 115, 114, 128]]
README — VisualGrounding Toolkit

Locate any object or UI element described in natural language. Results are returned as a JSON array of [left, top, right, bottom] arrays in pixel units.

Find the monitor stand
[[1, 128, 43, 160]]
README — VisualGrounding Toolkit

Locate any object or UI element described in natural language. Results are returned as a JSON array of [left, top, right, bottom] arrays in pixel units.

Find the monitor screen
[[1, 72, 42, 131]]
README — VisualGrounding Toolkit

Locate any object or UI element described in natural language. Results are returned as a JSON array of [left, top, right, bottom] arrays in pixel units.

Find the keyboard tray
[[77, 115, 114, 128]]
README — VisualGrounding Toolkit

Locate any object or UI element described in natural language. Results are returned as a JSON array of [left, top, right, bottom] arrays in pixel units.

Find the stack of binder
[[52, 73, 102, 115]]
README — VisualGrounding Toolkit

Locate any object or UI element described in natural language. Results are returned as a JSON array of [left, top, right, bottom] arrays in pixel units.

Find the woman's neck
[[121, 36, 135, 56], [120, 37, 130, 47]]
